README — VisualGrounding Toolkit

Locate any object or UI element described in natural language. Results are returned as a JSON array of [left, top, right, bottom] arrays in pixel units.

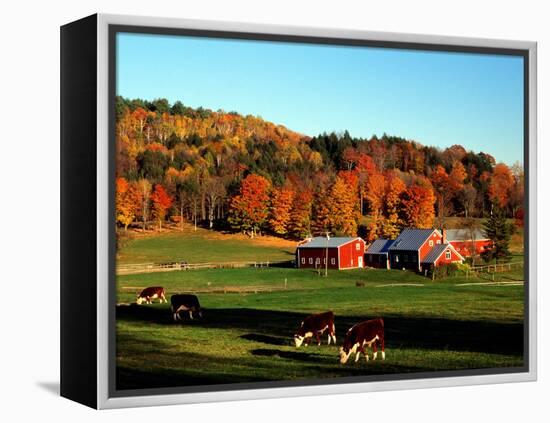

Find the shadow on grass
[[116, 305, 524, 356], [250, 348, 322, 362], [240, 333, 289, 346]]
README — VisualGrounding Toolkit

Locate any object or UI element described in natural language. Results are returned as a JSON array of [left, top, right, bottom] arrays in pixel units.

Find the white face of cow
[[294, 335, 304, 348], [339, 344, 357, 364], [136, 297, 144, 305]]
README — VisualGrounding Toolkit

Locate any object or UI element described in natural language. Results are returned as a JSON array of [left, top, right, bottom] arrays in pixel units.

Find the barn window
[[395, 255, 399, 263], [445, 250, 451, 260], [309, 258, 313, 264], [331, 258, 336, 265], [429, 240, 434, 247], [301, 258, 305, 264], [316, 258, 320, 265], [323, 258, 326, 264], [356, 243, 361, 251], [436, 239, 441, 244]]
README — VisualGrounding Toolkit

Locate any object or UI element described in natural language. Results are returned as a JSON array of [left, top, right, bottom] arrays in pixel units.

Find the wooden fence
[[469, 261, 523, 273], [465, 261, 524, 281], [116, 260, 293, 275]]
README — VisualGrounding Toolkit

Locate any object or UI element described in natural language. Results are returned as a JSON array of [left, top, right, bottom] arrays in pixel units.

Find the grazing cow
[[136, 286, 167, 305], [171, 294, 203, 321], [339, 318, 385, 364], [294, 311, 336, 347]]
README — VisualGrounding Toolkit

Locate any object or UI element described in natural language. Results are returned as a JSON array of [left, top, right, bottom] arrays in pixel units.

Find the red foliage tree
[[150, 184, 173, 232]]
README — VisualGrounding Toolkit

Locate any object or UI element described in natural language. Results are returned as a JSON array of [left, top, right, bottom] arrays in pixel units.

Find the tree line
[[115, 96, 524, 242]]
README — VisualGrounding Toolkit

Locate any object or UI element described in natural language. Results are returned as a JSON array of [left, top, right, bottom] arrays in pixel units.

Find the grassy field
[[116, 265, 525, 390], [118, 224, 296, 265], [116, 225, 525, 391]]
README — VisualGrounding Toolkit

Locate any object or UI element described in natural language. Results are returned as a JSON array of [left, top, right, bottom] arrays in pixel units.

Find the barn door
[[358, 256, 363, 268]]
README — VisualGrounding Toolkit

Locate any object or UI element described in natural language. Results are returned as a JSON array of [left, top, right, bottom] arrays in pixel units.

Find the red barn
[[387, 228, 464, 272], [420, 243, 464, 268], [296, 237, 366, 270], [446, 229, 492, 257]]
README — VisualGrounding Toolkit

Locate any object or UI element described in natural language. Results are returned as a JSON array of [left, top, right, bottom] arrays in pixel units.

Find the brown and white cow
[[136, 286, 167, 305], [171, 294, 203, 321], [339, 318, 385, 363], [294, 311, 336, 347]]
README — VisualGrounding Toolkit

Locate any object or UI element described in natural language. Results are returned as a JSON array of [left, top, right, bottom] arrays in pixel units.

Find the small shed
[[296, 237, 366, 270], [365, 239, 394, 269]]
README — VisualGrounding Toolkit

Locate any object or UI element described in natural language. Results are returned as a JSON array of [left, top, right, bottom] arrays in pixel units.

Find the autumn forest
[[115, 96, 524, 241]]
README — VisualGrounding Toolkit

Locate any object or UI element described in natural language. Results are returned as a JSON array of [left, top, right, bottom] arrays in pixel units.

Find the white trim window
[[309, 258, 313, 264], [429, 240, 434, 247], [356, 243, 361, 251], [445, 250, 452, 260], [331, 258, 336, 265], [301, 257, 305, 264]]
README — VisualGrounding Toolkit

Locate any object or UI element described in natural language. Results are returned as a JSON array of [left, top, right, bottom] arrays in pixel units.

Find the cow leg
[[189, 310, 193, 320], [327, 334, 331, 345], [316, 332, 321, 346], [372, 341, 378, 360], [381, 337, 386, 360], [330, 324, 336, 345], [355, 345, 363, 362]]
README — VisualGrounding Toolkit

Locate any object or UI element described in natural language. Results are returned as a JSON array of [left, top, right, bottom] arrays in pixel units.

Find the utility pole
[[325, 232, 330, 277]]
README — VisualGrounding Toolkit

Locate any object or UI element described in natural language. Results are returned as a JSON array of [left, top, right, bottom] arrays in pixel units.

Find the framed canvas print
[[60, 14, 537, 409]]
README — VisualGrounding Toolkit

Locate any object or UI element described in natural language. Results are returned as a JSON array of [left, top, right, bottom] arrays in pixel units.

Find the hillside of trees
[[115, 96, 524, 241]]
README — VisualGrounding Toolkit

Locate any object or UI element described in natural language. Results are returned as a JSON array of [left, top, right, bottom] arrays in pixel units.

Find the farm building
[[365, 239, 394, 269], [296, 237, 366, 270], [387, 228, 464, 271], [445, 228, 492, 257]]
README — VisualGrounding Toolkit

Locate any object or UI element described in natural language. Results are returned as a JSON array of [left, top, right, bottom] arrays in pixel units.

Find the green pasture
[[117, 228, 296, 265], [116, 266, 525, 390]]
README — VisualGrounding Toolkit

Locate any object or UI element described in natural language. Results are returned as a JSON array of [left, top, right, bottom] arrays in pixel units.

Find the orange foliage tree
[[488, 163, 514, 208], [431, 162, 466, 227], [228, 174, 271, 237], [269, 186, 294, 235], [150, 184, 173, 232], [328, 171, 359, 236], [401, 180, 436, 229], [116, 177, 142, 231], [382, 171, 406, 238], [288, 188, 313, 239]]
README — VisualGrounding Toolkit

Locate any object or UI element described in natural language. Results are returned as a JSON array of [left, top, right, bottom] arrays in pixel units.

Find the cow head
[[339, 341, 358, 364], [294, 334, 305, 348], [136, 296, 144, 305]]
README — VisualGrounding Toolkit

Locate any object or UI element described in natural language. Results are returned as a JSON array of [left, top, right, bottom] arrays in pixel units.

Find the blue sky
[[116, 32, 524, 165]]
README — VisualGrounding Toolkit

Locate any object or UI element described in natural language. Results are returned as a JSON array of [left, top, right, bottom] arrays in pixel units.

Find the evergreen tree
[[481, 209, 514, 263]]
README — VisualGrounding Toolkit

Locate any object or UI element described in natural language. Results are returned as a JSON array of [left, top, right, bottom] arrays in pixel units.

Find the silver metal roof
[[297, 236, 364, 249], [366, 239, 394, 254], [446, 228, 488, 241], [388, 228, 437, 251]]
